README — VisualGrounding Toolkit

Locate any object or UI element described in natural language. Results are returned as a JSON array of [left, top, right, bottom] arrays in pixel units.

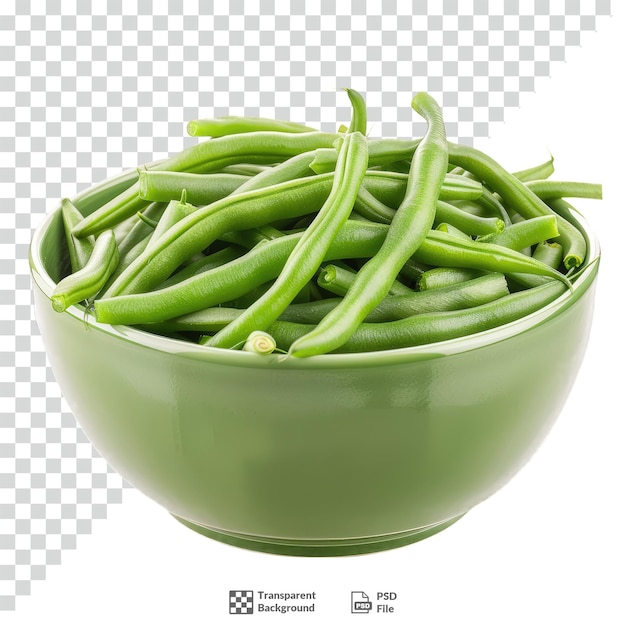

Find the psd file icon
[[352, 591, 372, 613]]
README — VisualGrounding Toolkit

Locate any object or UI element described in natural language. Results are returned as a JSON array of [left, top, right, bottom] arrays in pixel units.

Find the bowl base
[[171, 513, 466, 557]]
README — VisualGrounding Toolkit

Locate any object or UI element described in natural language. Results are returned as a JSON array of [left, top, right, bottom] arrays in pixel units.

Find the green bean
[[512, 155, 555, 182], [292, 281, 312, 304], [316, 264, 356, 296], [50, 92, 598, 358], [155, 274, 510, 332], [289, 92, 449, 358], [263, 281, 568, 353], [61, 198, 94, 273], [219, 225, 285, 249], [94, 219, 388, 326], [524, 180, 603, 200], [72, 131, 340, 237], [376, 160, 412, 174], [533, 241, 564, 268], [435, 223, 472, 240], [159, 245, 246, 287], [101, 233, 150, 295], [166, 131, 341, 175], [415, 230, 570, 287], [434, 200, 504, 236], [478, 215, 559, 251], [419, 268, 486, 291], [207, 131, 369, 350], [138, 171, 249, 204], [308, 148, 341, 174], [362, 171, 482, 209], [112, 213, 138, 248], [449, 199, 492, 218], [345, 88, 367, 134], [223, 281, 273, 309], [109, 166, 484, 298], [144, 196, 198, 253], [242, 331, 277, 355], [318, 263, 413, 297], [546, 198, 587, 260], [475, 187, 512, 226], [442, 174, 484, 198], [233, 151, 317, 195], [51, 230, 119, 312], [101, 173, 338, 298], [448, 165, 466, 176], [353, 187, 396, 223], [136, 211, 159, 228], [309, 138, 419, 174], [399, 258, 430, 284], [330, 273, 508, 322], [116, 202, 166, 260], [354, 190, 502, 236], [217, 164, 271, 176], [447, 142, 585, 268], [186, 116, 318, 137], [508, 241, 565, 289], [97, 205, 571, 325]]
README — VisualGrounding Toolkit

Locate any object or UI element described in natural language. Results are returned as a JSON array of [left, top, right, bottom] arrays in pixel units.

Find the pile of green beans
[[51, 90, 601, 356]]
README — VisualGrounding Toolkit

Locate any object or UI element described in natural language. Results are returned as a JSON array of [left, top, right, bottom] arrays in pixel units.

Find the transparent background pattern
[[0, 0, 612, 612]]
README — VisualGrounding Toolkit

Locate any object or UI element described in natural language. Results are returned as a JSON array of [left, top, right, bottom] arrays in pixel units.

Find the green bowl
[[30, 168, 600, 556]]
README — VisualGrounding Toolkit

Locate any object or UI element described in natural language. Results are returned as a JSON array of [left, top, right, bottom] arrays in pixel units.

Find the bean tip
[[51, 295, 66, 313], [564, 254, 583, 271]]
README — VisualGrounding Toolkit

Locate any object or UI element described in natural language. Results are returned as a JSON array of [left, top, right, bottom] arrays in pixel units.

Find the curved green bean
[[416, 230, 570, 287], [309, 138, 419, 173], [508, 241, 565, 289], [116, 202, 166, 260], [233, 151, 317, 195], [144, 196, 198, 253], [447, 142, 585, 268], [512, 155, 554, 182], [101, 173, 338, 298], [51, 230, 119, 312], [61, 198, 94, 273], [73, 131, 340, 238], [262, 281, 568, 353], [94, 220, 388, 325], [289, 92, 449, 358], [154, 273, 510, 332], [345, 88, 367, 135], [206, 132, 370, 349]]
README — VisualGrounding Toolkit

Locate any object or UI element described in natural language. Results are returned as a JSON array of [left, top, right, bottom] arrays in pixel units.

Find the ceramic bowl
[[30, 168, 600, 556]]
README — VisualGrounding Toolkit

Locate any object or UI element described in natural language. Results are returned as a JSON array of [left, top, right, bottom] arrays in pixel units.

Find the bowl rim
[[29, 167, 601, 370]]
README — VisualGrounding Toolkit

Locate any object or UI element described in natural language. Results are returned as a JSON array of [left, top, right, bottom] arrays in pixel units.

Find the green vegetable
[[52, 230, 119, 312], [207, 131, 369, 349], [289, 92, 449, 358], [50, 88, 600, 358]]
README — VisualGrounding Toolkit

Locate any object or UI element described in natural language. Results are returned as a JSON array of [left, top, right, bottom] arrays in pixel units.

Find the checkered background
[[0, 0, 612, 612], [229, 590, 254, 614]]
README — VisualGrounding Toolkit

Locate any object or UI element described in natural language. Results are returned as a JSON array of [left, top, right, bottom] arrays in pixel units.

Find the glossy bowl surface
[[30, 168, 600, 555]]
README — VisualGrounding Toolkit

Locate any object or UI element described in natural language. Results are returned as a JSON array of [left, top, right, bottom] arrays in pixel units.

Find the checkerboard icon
[[229, 590, 254, 615]]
